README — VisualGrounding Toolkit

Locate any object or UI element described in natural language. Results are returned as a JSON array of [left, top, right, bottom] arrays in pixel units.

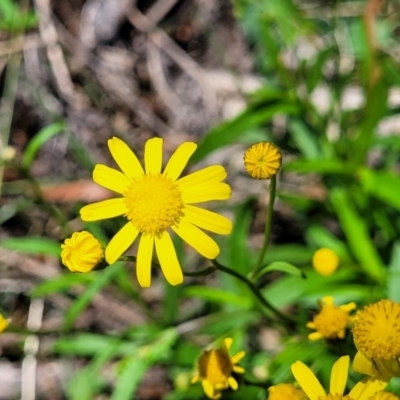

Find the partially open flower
[[352, 299, 400, 379], [61, 231, 104, 273], [191, 338, 245, 399], [244, 142, 282, 179], [268, 383, 306, 400], [312, 248, 339, 276], [0, 313, 9, 333], [306, 296, 356, 341]]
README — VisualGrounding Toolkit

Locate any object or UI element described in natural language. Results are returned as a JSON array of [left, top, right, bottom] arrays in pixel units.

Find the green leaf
[[191, 100, 298, 162], [31, 274, 95, 298], [22, 122, 65, 168], [257, 261, 305, 279], [64, 262, 124, 329], [263, 244, 313, 265], [288, 119, 321, 159], [1, 237, 61, 257], [111, 329, 177, 400], [184, 286, 252, 309], [359, 168, 400, 211], [284, 159, 349, 174], [330, 188, 386, 283], [388, 243, 400, 302]]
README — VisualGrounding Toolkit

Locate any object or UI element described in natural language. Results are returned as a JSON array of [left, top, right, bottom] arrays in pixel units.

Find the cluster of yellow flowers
[[55, 138, 400, 399], [189, 297, 400, 399]]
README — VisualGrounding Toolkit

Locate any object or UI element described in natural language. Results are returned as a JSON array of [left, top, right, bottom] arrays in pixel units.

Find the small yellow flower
[[352, 299, 400, 379], [291, 355, 387, 400], [61, 231, 104, 273], [268, 383, 306, 400], [80, 137, 232, 287], [0, 313, 9, 333], [369, 391, 400, 400], [244, 142, 282, 179], [312, 248, 339, 276], [191, 338, 245, 399], [306, 296, 356, 341]]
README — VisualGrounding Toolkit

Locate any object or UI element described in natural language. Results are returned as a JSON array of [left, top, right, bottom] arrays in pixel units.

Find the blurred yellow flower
[[291, 355, 387, 400], [80, 137, 232, 287], [244, 142, 282, 179], [191, 338, 245, 399], [306, 296, 356, 341], [268, 383, 306, 400], [312, 248, 339, 276], [369, 391, 399, 400], [0, 313, 9, 333], [61, 231, 103, 273], [353, 299, 400, 379]]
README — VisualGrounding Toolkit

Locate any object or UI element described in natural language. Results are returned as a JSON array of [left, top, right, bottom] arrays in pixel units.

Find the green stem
[[251, 175, 277, 280], [212, 259, 294, 323]]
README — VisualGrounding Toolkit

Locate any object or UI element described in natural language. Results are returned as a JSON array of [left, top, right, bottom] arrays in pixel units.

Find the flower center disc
[[124, 174, 184, 236], [353, 300, 400, 360], [313, 305, 350, 338]]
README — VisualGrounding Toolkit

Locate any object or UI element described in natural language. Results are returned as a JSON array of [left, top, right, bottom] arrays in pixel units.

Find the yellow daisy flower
[[80, 137, 232, 287], [291, 355, 387, 400], [243, 142, 282, 179], [191, 338, 245, 399], [268, 383, 306, 400], [61, 231, 104, 272], [0, 313, 9, 333], [369, 391, 400, 400], [312, 248, 339, 276], [352, 299, 400, 379], [306, 296, 356, 341]]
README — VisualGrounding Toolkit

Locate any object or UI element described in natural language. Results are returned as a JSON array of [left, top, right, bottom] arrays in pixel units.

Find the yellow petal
[[228, 377, 238, 391], [349, 377, 388, 400], [224, 337, 233, 351], [233, 365, 245, 374], [93, 164, 130, 193], [145, 137, 163, 174], [154, 231, 183, 286], [136, 234, 154, 288], [181, 183, 231, 203], [339, 302, 357, 312], [330, 356, 349, 395], [308, 332, 323, 341], [321, 296, 334, 306], [108, 137, 144, 179], [291, 361, 326, 400], [353, 351, 376, 376], [231, 351, 246, 365], [202, 380, 215, 399], [163, 142, 197, 181], [105, 222, 139, 264], [172, 218, 220, 259], [80, 199, 127, 221], [184, 205, 232, 234], [176, 165, 227, 188]]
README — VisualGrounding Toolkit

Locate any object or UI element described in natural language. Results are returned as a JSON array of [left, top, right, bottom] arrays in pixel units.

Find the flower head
[[268, 383, 306, 400], [80, 137, 232, 287], [61, 231, 104, 273], [191, 338, 245, 399], [0, 313, 9, 333], [312, 248, 339, 276], [291, 355, 387, 400], [352, 299, 400, 379], [369, 392, 399, 400], [306, 296, 356, 341], [244, 142, 282, 179]]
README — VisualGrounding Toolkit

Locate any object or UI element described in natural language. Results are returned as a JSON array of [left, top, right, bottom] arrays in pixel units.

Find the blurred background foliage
[[1, 0, 400, 399]]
